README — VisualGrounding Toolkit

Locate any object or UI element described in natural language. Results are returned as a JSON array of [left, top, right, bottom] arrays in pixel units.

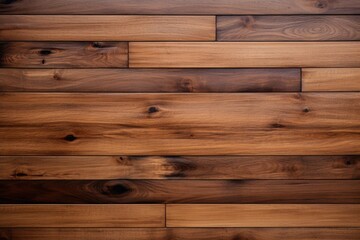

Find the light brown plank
[[303, 68, 360, 91], [167, 204, 360, 227], [217, 16, 360, 41], [0, 156, 358, 180], [0, 68, 300, 92], [0, 93, 359, 155], [0, 205, 164, 227], [1, 0, 359, 14], [129, 42, 360, 68], [0, 42, 128, 68]]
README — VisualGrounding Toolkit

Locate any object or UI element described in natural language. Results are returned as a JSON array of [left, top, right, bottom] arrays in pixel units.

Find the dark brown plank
[[217, 16, 360, 41], [0, 180, 358, 203], [0, 68, 300, 92], [1, 0, 359, 14], [0, 42, 128, 68], [0, 156, 358, 180]]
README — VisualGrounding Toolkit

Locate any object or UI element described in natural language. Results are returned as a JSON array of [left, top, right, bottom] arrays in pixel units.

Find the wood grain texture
[[167, 204, 360, 227], [1, 156, 358, 180], [2, 228, 360, 240], [217, 16, 360, 41], [129, 42, 360, 68], [0, 68, 300, 92], [1, 0, 359, 14], [0, 180, 358, 204], [0, 204, 164, 227], [303, 68, 360, 91], [0, 42, 128, 68], [0, 16, 215, 41]]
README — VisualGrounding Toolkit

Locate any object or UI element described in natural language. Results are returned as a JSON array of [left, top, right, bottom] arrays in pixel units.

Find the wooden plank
[[3, 228, 360, 240], [0, 68, 300, 92], [0, 180, 358, 204], [167, 204, 360, 227], [217, 16, 360, 41], [1, 0, 359, 14], [1, 156, 358, 180], [303, 68, 360, 91], [0, 42, 128, 68], [0, 204, 164, 227], [129, 42, 360, 68], [0, 16, 215, 41]]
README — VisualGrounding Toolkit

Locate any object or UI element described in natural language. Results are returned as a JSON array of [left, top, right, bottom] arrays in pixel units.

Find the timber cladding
[[0, 0, 359, 239]]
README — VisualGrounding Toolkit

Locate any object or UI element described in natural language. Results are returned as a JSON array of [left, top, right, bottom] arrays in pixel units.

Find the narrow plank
[[0, 16, 215, 41], [167, 204, 360, 227], [1, 0, 359, 14], [0, 205, 164, 227], [129, 42, 360, 68], [3, 228, 360, 240], [1, 156, 358, 180], [0, 93, 359, 155], [303, 68, 360, 91], [0, 42, 128, 68], [0, 68, 300, 92], [0, 180, 358, 203], [217, 16, 360, 41]]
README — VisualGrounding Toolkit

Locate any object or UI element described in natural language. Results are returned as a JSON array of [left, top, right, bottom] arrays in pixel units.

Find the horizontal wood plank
[[0, 68, 300, 92], [0, 204, 164, 227], [1, 0, 359, 14], [0, 16, 215, 41], [0, 180, 358, 204], [1, 93, 359, 155], [129, 42, 360, 68], [303, 68, 360, 91], [217, 16, 360, 41], [167, 204, 360, 227], [0, 42, 128, 68], [1, 156, 358, 180]]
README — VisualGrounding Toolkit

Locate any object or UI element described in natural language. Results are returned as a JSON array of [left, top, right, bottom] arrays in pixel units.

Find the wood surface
[[303, 68, 360, 91], [0, 68, 300, 92], [167, 204, 360, 227], [0, 16, 215, 41], [129, 42, 360, 68], [1, 155, 358, 180], [217, 16, 360, 41], [0, 42, 128, 68], [0, 204, 165, 227]]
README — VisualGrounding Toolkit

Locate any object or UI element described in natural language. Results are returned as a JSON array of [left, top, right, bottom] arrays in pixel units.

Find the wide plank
[[0, 16, 215, 41], [303, 68, 360, 91], [217, 16, 360, 41], [167, 204, 360, 227], [0, 42, 128, 68], [1, 156, 358, 180], [0, 204, 164, 227], [0, 180, 358, 204], [0, 93, 359, 155], [1, 0, 359, 14], [129, 42, 360, 68], [0, 68, 300, 92]]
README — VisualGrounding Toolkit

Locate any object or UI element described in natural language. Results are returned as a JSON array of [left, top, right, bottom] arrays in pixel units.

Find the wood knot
[[315, 0, 328, 9], [39, 49, 52, 56], [64, 134, 77, 142], [148, 106, 159, 114], [271, 123, 285, 128], [303, 107, 310, 113], [53, 73, 61, 80], [41, 59, 46, 64], [92, 42, 104, 48], [180, 78, 194, 92], [106, 183, 131, 195]]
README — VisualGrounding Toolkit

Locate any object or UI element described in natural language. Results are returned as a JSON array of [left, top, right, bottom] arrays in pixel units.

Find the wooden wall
[[0, 0, 360, 239]]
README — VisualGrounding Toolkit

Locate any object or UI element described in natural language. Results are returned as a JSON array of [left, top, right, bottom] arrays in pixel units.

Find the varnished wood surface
[[0, 42, 128, 68], [1, 0, 359, 14], [1, 156, 358, 180], [1, 93, 359, 155], [0, 180, 358, 204], [0, 204, 165, 227], [217, 16, 360, 41], [167, 204, 360, 227], [129, 42, 360, 68], [303, 68, 360, 91], [0, 16, 215, 41], [0, 68, 300, 92]]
